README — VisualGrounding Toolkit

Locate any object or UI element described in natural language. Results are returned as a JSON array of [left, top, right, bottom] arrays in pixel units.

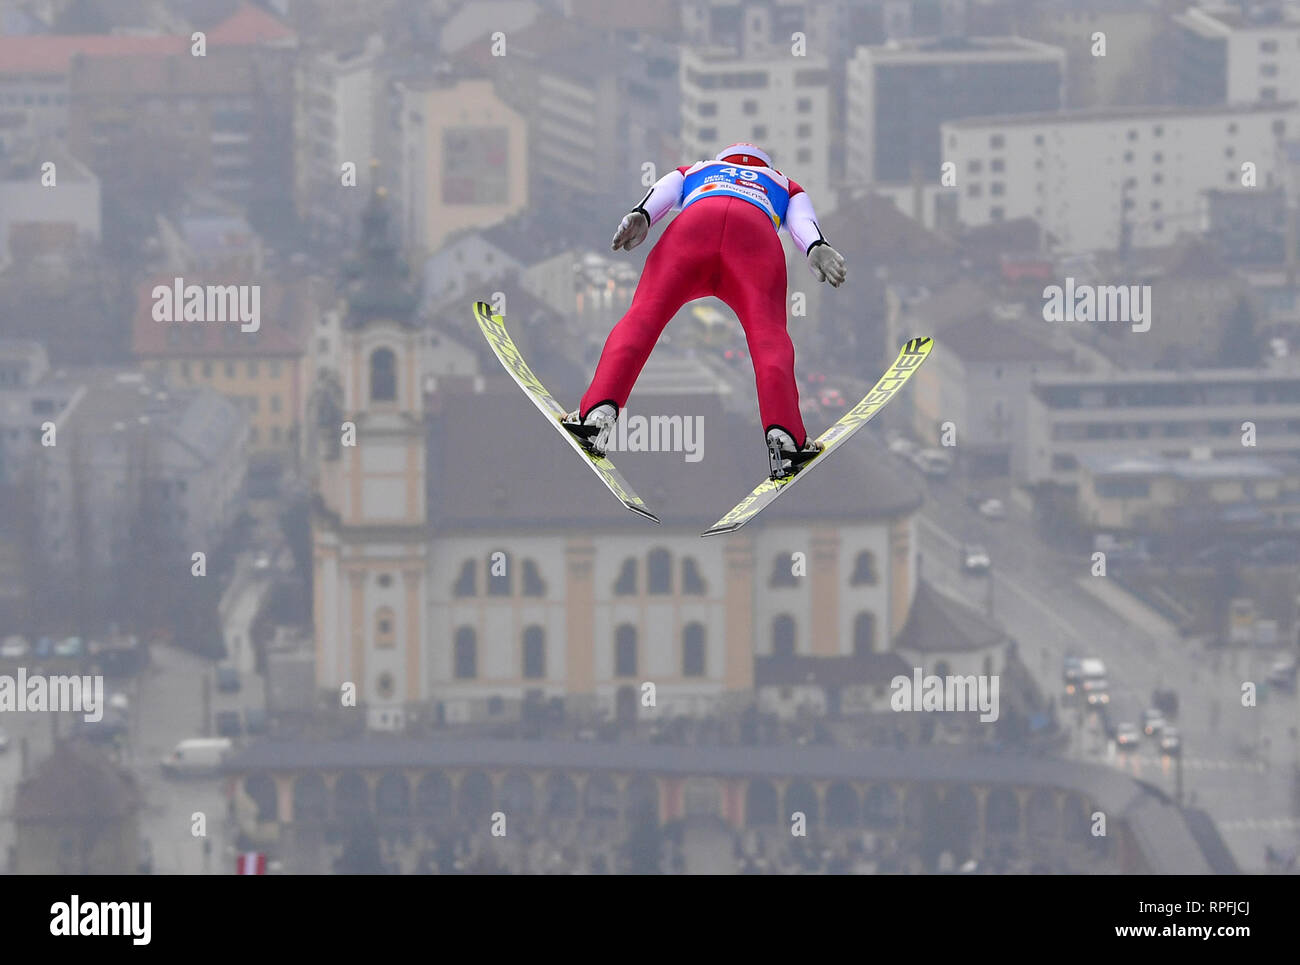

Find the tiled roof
[[896, 579, 1007, 653], [0, 3, 293, 76], [204, 1, 295, 46], [425, 382, 922, 532]]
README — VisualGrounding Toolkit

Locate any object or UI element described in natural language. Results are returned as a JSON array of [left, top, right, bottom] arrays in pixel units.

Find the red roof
[[0, 4, 294, 77], [205, 2, 295, 46], [0, 35, 186, 76]]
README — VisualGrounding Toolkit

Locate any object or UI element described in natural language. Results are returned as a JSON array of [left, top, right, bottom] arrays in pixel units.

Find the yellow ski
[[702, 336, 933, 536], [474, 301, 659, 524]]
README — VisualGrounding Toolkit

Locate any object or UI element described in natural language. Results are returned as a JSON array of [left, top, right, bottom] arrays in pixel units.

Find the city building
[[1174, 3, 1300, 107], [1077, 451, 1300, 537], [0, 338, 80, 486], [394, 75, 528, 254], [131, 276, 314, 460], [908, 308, 1076, 478], [846, 35, 1064, 226], [10, 741, 141, 874], [64, 5, 297, 223], [0, 144, 99, 264], [293, 33, 387, 238], [33, 369, 249, 573], [679, 45, 834, 215], [1026, 365, 1300, 488], [941, 101, 1300, 251]]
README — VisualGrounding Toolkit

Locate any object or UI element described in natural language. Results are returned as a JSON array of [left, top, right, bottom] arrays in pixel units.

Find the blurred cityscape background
[[0, 0, 1298, 875]]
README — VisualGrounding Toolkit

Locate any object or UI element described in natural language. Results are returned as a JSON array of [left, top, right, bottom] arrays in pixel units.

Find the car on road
[[253, 552, 272, 571], [1267, 656, 1297, 692], [1066, 657, 1106, 697], [79, 710, 129, 744], [1062, 656, 1083, 692], [0, 636, 29, 659], [887, 435, 918, 457], [960, 544, 991, 574], [53, 636, 83, 657], [1248, 539, 1300, 565], [912, 448, 953, 478], [976, 498, 1006, 520], [1142, 708, 1165, 737], [33, 636, 53, 658], [160, 737, 233, 778], [1082, 677, 1110, 706], [1115, 722, 1141, 748], [108, 691, 130, 712], [1158, 726, 1182, 756]]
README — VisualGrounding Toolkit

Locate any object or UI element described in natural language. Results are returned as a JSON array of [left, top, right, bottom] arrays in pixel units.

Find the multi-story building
[[394, 75, 528, 254], [293, 34, 386, 238], [65, 6, 297, 225], [33, 369, 249, 572], [1175, 3, 1300, 107], [450, 16, 680, 234], [679, 45, 834, 214], [845, 35, 1064, 218], [131, 277, 314, 460], [908, 309, 1076, 478], [0, 33, 183, 157], [1026, 365, 1300, 488], [0, 339, 80, 486], [941, 102, 1300, 251], [1077, 451, 1300, 538]]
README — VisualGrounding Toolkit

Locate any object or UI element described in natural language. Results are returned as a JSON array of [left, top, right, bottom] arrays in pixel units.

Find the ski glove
[[808, 242, 847, 287], [611, 210, 649, 252]]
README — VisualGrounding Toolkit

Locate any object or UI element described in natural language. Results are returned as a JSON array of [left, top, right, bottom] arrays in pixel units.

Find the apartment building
[[679, 45, 834, 214], [941, 102, 1299, 251], [1175, 3, 1300, 107], [1026, 366, 1300, 487]]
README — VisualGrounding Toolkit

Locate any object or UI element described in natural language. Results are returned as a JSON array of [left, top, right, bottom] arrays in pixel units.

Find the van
[[160, 738, 232, 778]]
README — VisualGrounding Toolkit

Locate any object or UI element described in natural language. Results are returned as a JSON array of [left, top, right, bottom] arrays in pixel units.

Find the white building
[[941, 102, 1300, 252], [0, 147, 99, 263], [1025, 365, 1300, 487], [679, 46, 834, 214], [293, 34, 386, 235], [1175, 4, 1300, 107]]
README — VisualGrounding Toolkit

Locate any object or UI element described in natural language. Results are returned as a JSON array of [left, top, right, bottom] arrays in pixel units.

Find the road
[[916, 466, 1299, 872]]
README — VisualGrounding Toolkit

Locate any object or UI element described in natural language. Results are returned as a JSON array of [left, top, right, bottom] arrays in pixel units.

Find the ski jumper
[[579, 157, 830, 448]]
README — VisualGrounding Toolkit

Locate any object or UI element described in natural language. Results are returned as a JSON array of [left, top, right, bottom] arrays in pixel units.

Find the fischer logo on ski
[[701, 336, 933, 537]]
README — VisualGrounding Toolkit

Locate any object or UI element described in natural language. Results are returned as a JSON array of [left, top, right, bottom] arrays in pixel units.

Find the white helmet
[[715, 142, 771, 167]]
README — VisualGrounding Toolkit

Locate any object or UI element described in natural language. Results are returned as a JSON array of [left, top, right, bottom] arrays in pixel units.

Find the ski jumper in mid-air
[[563, 141, 847, 476]]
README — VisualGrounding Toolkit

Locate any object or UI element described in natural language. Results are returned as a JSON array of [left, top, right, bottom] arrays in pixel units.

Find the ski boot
[[563, 402, 617, 457], [766, 428, 823, 480]]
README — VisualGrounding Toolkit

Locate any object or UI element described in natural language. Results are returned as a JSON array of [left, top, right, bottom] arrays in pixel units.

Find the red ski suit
[[580, 160, 827, 448]]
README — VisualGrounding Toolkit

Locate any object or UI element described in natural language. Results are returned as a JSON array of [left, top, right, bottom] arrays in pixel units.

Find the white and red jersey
[[632, 159, 828, 254]]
